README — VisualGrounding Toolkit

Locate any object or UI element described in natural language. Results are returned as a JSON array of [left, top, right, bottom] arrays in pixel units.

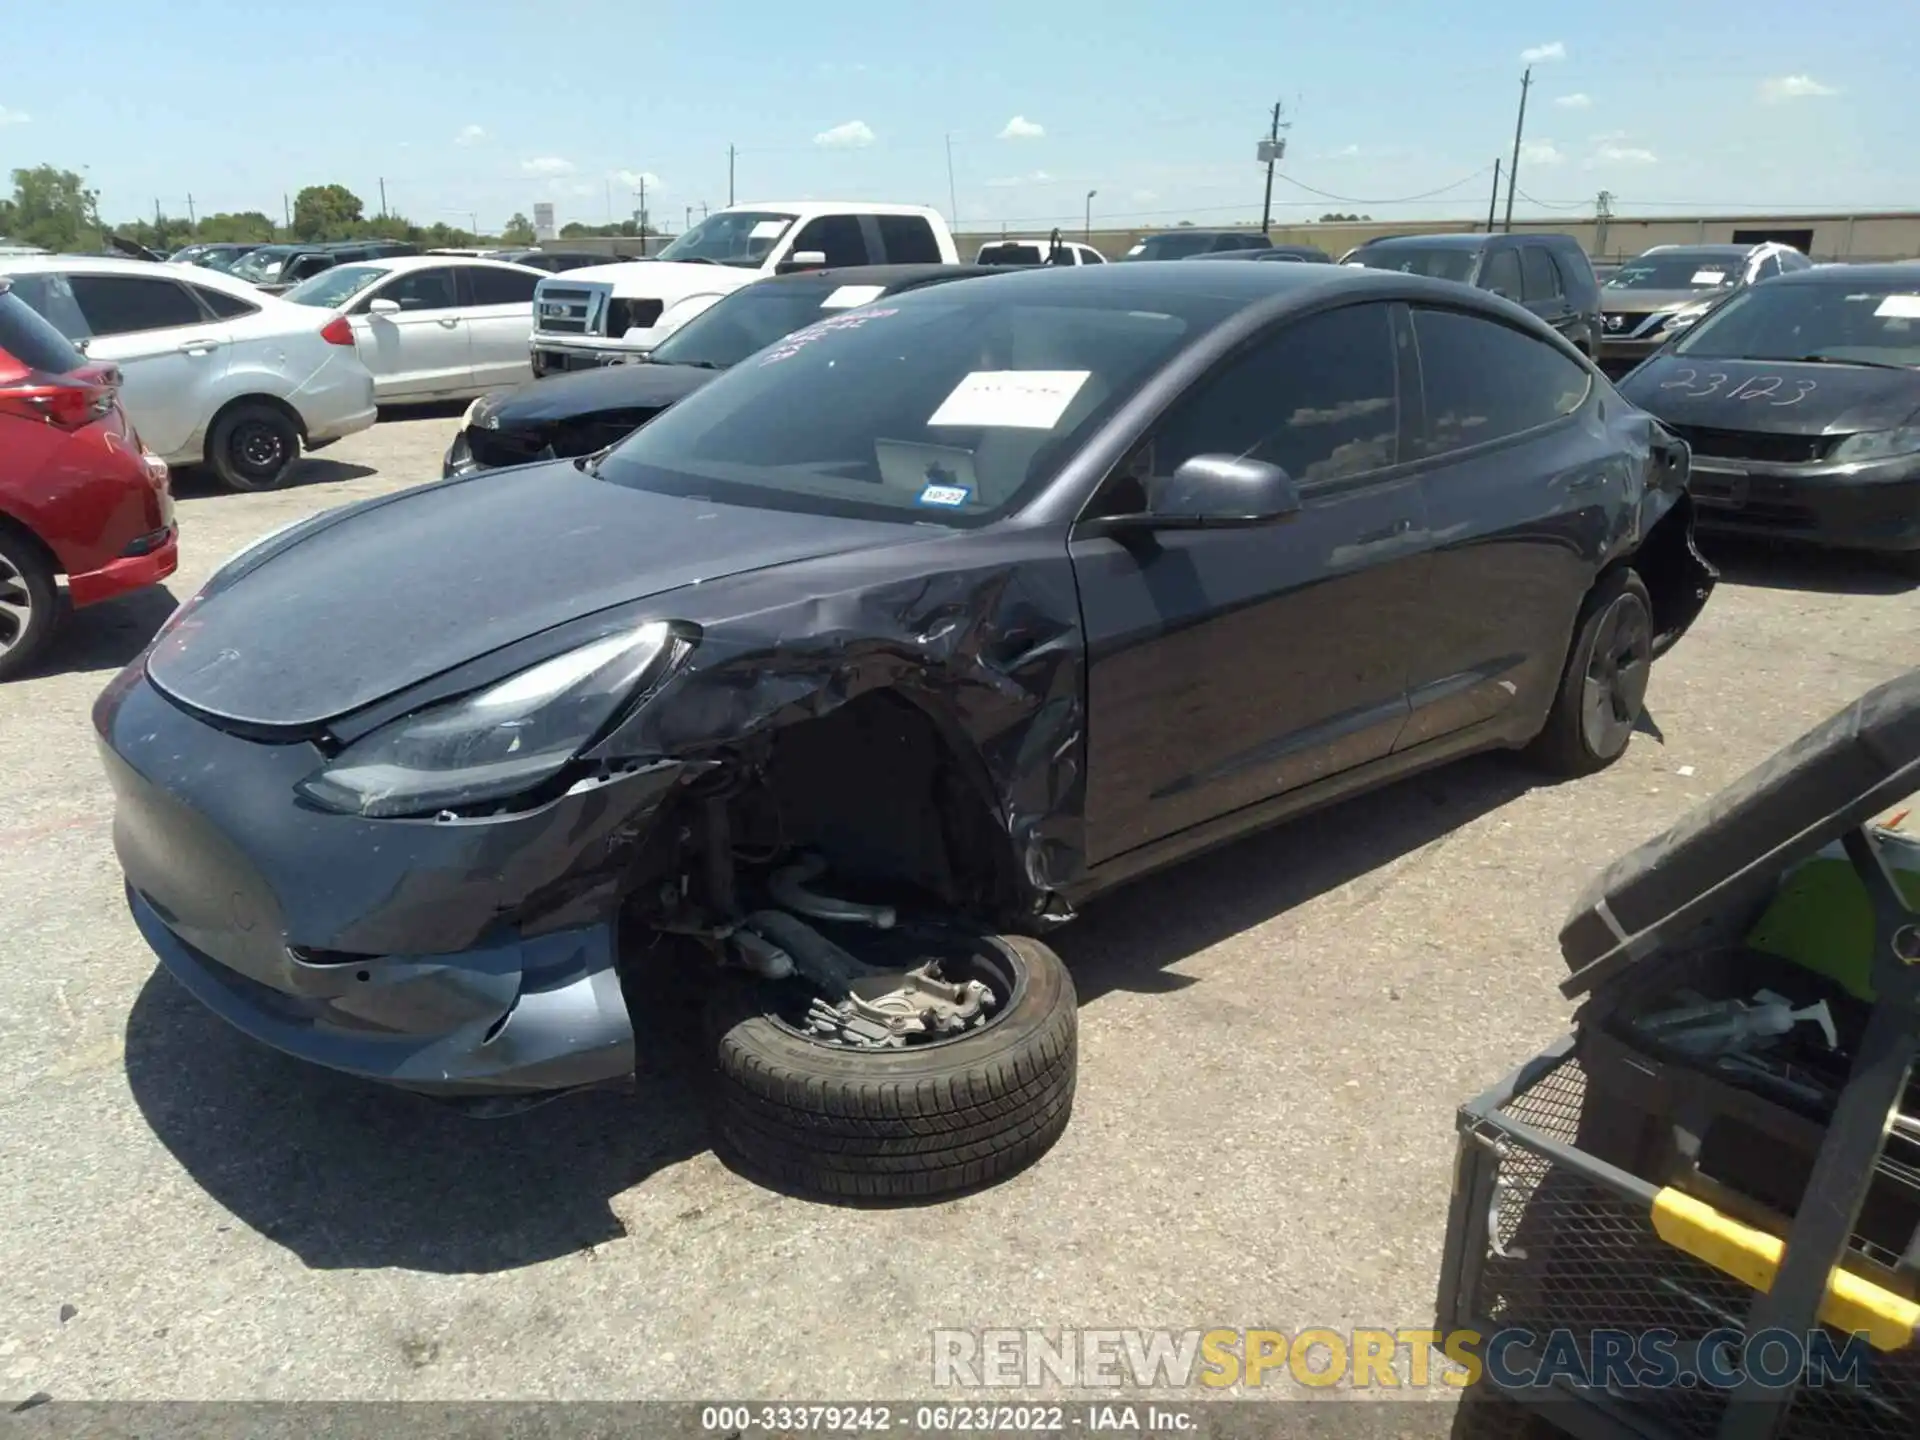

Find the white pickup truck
[[529, 201, 960, 374]]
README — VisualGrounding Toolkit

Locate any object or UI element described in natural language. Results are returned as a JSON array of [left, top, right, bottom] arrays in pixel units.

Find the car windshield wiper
[[662, 359, 724, 370], [1788, 353, 1916, 371]]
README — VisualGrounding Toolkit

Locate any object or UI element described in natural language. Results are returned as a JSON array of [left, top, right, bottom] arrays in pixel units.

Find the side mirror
[[775, 249, 829, 275], [368, 298, 401, 316], [1145, 454, 1301, 528]]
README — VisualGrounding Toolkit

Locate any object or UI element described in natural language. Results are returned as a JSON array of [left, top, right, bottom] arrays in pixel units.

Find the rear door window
[[1412, 307, 1590, 457], [877, 215, 942, 264], [67, 274, 206, 335], [1479, 248, 1523, 299], [362, 267, 458, 312], [1520, 247, 1562, 303], [464, 265, 540, 305], [193, 286, 261, 320]]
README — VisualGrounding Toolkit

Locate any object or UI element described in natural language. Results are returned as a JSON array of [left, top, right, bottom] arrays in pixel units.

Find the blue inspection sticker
[[917, 483, 972, 508]]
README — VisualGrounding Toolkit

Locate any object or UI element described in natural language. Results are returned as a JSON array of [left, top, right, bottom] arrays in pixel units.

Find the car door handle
[[437, 318, 461, 328], [176, 337, 223, 354], [1356, 517, 1415, 545]]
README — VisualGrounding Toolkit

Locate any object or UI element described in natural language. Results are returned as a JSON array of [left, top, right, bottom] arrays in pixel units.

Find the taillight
[[0, 372, 113, 429], [320, 316, 354, 346]]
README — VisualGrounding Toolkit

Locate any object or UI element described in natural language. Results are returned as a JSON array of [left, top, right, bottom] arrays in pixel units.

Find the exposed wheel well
[[202, 394, 307, 463], [1608, 495, 1709, 648]]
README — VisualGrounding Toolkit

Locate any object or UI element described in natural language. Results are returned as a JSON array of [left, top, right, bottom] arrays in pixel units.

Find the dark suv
[[1343, 232, 1601, 357], [1120, 230, 1272, 261]]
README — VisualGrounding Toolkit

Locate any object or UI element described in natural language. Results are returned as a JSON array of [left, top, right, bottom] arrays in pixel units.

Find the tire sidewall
[[708, 931, 1073, 1085], [210, 404, 300, 492], [1567, 570, 1652, 767]]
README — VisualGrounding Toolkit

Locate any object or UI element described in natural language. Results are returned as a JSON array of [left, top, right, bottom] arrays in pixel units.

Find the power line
[[1513, 185, 1589, 211], [1272, 166, 1494, 206]]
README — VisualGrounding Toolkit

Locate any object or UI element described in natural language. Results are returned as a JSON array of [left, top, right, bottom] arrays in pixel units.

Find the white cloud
[[0, 105, 30, 126], [521, 156, 575, 176], [612, 169, 664, 192], [1554, 93, 1592, 110], [454, 123, 486, 146], [1760, 74, 1838, 103], [1330, 143, 1363, 158], [1593, 144, 1658, 165], [1520, 140, 1566, 166], [984, 170, 1055, 188], [814, 120, 876, 148], [1520, 41, 1566, 63], [998, 115, 1045, 141], [1131, 189, 1158, 203], [1590, 129, 1629, 143]]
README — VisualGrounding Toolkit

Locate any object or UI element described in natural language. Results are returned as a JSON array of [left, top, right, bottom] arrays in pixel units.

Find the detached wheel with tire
[[0, 527, 59, 682], [1527, 568, 1655, 776], [705, 928, 1077, 1202], [207, 401, 301, 491]]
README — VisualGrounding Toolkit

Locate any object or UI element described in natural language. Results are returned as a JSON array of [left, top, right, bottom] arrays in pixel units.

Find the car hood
[[479, 363, 719, 431], [145, 462, 916, 729], [1619, 355, 1920, 437], [562, 259, 760, 301], [1600, 288, 1724, 317]]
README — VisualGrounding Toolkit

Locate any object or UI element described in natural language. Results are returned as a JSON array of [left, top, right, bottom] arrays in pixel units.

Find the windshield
[[1672, 283, 1920, 366], [194, 250, 250, 273], [597, 284, 1223, 526], [1125, 233, 1215, 261], [1348, 245, 1478, 283], [978, 244, 1045, 266], [647, 280, 899, 369], [281, 265, 387, 309], [656, 211, 797, 267], [1607, 253, 1743, 292], [229, 248, 293, 281]]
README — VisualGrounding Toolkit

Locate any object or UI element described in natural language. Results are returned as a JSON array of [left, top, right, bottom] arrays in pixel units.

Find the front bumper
[[97, 671, 681, 1098], [1597, 335, 1674, 376], [1688, 456, 1920, 554]]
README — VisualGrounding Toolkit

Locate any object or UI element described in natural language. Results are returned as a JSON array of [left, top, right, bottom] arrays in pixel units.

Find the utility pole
[[685, 204, 692, 233], [1258, 100, 1290, 236], [1485, 159, 1502, 232], [1595, 188, 1614, 259], [282, 193, 290, 237], [632, 174, 647, 236], [727, 145, 736, 206], [186, 193, 196, 227], [700, 201, 710, 220], [378, 177, 388, 219], [945, 133, 959, 230], [1503, 67, 1532, 233]]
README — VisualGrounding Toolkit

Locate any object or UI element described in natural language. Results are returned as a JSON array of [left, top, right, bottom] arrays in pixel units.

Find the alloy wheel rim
[[1580, 594, 1653, 758], [0, 552, 34, 655]]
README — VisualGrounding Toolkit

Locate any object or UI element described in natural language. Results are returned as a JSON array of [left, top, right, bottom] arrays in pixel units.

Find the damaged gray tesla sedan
[[95, 263, 1714, 1199]]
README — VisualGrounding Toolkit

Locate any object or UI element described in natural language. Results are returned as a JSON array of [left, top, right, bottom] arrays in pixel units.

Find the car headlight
[[1661, 303, 1714, 333], [1829, 425, 1920, 464], [296, 621, 676, 818]]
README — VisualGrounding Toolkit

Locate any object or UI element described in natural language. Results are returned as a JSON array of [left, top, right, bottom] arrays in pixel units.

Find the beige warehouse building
[[960, 211, 1920, 265]]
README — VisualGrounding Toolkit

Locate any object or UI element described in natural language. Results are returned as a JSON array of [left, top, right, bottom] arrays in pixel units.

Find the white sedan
[[280, 255, 545, 403], [0, 255, 377, 491]]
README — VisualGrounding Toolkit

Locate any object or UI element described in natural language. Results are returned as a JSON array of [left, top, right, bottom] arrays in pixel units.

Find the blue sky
[[1, 0, 1912, 234]]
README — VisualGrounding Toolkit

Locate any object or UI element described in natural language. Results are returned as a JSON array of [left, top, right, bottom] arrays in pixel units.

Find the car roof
[[902, 257, 1489, 311], [336, 253, 547, 276], [1635, 244, 1756, 258], [1141, 230, 1257, 240], [724, 200, 941, 218], [1362, 233, 1497, 250], [1770, 262, 1920, 287]]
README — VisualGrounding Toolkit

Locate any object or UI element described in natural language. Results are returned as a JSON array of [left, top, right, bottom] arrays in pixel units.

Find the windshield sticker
[[820, 284, 887, 310], [749, 219, 789, 240], [928, 370, 1092, 430], [1874, 294, 1920, 319], [1690, 270, 1727, 285], [1659, 368, 1817, 405], [1125, 244, 1145, 256], [917, 482, 973, 508], [756, 307, 900, 365]]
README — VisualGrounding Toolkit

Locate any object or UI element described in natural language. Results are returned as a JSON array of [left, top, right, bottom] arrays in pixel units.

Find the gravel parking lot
[[3, 411, 1916, 1404]]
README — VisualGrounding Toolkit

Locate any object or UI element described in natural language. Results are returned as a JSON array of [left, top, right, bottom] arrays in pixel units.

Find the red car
[[0, 279, 177, 680]]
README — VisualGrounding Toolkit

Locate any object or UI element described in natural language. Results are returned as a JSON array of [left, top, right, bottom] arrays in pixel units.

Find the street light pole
[[1084, 190, 1097, 244]]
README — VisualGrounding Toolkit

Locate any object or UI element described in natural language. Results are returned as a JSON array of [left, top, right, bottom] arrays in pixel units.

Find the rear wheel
[[705, 926, 1077, 1202], [1527, 569, 1654, 776], [207, 401, 301, 491], [0, 527, 59, 681]]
